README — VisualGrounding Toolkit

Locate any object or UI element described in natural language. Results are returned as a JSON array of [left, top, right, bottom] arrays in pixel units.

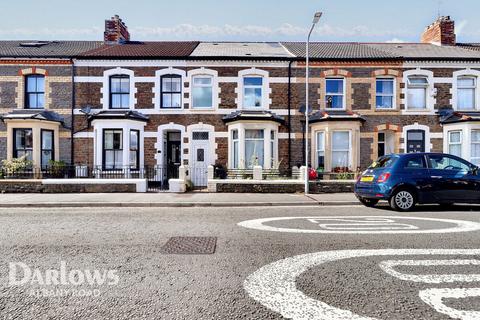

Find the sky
[[0, 0, 479, 43]]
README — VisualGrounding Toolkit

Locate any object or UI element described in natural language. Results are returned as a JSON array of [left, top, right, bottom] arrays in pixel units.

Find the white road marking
[[379, 259, 480, 283], [419, 288, 480, 320], [238, 216, 480, 234], [307, 218, 419, 230], [244, 249, 480, 320]]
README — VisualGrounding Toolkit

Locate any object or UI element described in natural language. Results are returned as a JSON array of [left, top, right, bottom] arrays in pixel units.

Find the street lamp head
[[312, 12, 322, 24]]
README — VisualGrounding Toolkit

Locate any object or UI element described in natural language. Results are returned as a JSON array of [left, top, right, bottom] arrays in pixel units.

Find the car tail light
[[377, 172, 391, 183]]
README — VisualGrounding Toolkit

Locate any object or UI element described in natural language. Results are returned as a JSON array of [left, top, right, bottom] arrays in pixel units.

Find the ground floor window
[[472, 130, 480, 165], [228, 123, 279, 169], [245, 129, 264, 168], [103, 129, 123, 170], [331, 131, 350, 170], [13, 128, 33, 161], [129, 130, 139, 169], [448, 130, 462, 157], [41, 129, 54, 168], [316, 131, 325, 169]]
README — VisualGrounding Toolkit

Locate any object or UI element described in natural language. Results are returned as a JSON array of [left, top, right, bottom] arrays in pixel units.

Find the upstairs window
[[161, 75, 182, 109], [376, 78, 394, 109], [407, 76, 428, 110], [13, 128, 33, 161], [192, 76, 213, 108], [109, 75, 130, 109], [457, 76, 476, 110], [326, 78, 344, 109], [25, 75, 45, 109], [243, 77, 263, 108]]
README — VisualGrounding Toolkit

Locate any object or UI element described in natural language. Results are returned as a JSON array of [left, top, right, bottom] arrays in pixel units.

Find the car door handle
[[431, 176, 443, 179]]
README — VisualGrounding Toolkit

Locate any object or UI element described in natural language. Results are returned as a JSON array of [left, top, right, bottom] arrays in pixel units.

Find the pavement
[[0, 192, 359, 207], [0, 204, 480, 319]]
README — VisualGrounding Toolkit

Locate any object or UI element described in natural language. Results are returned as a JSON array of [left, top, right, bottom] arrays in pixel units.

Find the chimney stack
[[421, 16, 456, 46], [104, 15, 130, 44]]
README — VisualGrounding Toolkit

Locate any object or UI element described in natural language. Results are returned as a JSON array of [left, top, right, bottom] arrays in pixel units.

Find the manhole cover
[[161, 237, 217, 254]]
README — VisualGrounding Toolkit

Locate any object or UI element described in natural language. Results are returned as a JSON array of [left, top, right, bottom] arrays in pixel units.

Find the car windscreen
[[368, 156, 397, 169]]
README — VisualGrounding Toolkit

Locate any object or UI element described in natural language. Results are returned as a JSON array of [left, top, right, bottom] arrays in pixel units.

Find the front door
[[166, 132, 181, 180], [191, 132, 210, 187], [406, 130, 425, 153]]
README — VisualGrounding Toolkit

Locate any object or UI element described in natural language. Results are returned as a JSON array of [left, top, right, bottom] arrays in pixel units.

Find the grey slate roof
[[438, 109, 480, 124], [222, 110, 285, 124], [191, 42, 293, 58], [0, 110, 64, 124], [88, 110, 149, 122], [309, 110, 365, 124], [0, 41, 102, 58], [282, 42, 480, 60]]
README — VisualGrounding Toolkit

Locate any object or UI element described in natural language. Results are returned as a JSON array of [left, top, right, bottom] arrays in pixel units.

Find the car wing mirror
[[470, 166, 480, 176]]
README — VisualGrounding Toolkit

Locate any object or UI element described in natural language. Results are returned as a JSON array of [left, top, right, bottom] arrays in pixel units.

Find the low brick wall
[[213, 180, 355, 193], [0, 180, 137, 193]]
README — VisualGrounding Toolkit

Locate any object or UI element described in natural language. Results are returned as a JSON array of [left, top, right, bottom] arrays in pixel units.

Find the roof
[[81, 41, 199, 58], [191, 42, 293, 59], [222, 110, 285, 125], [88, 110, 149, 122], [281, 42, 480, 60], [0, 41, 102, 58], [309, 110, 365, 124], [438, 109, 480, 124], [0, 110, 64, 124]]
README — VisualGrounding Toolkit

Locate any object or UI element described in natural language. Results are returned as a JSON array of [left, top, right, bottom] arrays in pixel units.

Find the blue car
[[354, 153, 480, 211]]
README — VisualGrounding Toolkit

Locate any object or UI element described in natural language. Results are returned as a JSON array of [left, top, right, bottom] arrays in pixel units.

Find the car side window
[[428, 155, 470, 171], [403, 156, 426, 169]]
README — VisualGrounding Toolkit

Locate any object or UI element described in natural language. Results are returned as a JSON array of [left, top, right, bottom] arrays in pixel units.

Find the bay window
[[448, 131, 462, 157], [103, 129, 123, 170], [25, 75, 45, 109], [232, 130, 239, 169], [41, 130, 54, 168], [161, 75, 182, 109], [129, 130, 139, 169], [192, 76, 213, 108], [245, 129, 264, 168], [331, 131, 350, 169], [13, 128, 33, 161], [407, 76, 428, 110], [376, 78, 394, 109], [471, 130, 480, 165], [316, 131, 325, 169], [109, 75, 130, 109], [326, 78, 344, 109], [457, 76, 476, 110], [243, 77, 263, 108]]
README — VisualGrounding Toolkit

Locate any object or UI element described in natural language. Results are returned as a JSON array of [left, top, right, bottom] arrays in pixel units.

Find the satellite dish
[[298, 104, 312, 114], [80, 106, 92, 115]]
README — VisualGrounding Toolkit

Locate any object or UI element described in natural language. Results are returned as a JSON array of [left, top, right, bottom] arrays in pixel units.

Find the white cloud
[[386, 38, 406, 43]]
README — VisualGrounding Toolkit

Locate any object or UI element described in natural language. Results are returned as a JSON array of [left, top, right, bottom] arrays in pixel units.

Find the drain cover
[[161, 237, 217, 254]]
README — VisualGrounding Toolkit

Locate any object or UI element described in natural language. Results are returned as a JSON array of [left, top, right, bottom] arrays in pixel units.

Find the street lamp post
[[305, 12, 322, 194]]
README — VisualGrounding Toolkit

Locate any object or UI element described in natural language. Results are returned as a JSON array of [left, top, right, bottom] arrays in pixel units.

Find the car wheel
[[359, 198, 379, 207], [390, 189, 416, 211]]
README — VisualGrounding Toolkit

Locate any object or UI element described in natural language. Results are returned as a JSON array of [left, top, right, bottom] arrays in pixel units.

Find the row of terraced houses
[[1, 15, 480, 188]]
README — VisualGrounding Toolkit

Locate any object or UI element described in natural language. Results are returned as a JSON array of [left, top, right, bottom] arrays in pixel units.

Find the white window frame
[[471, 129, 480, 165], [227, 121, 278, 169], [236, 68, 271, 110], [101, 68, 136, 110], [448, 130, 462, 157], [452, 69, 480, 111], [375, 77, 396, 109], [402, 69, 435, 114], [316, 131, 325, 169], [187, 68, 219, 110], [331, 130, 352, 169], [325, 77, 346, 110]]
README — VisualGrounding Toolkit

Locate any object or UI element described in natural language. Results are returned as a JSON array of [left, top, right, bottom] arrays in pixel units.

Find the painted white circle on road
[[244, 249, 480, 320], [238, 216, 480, 234]]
